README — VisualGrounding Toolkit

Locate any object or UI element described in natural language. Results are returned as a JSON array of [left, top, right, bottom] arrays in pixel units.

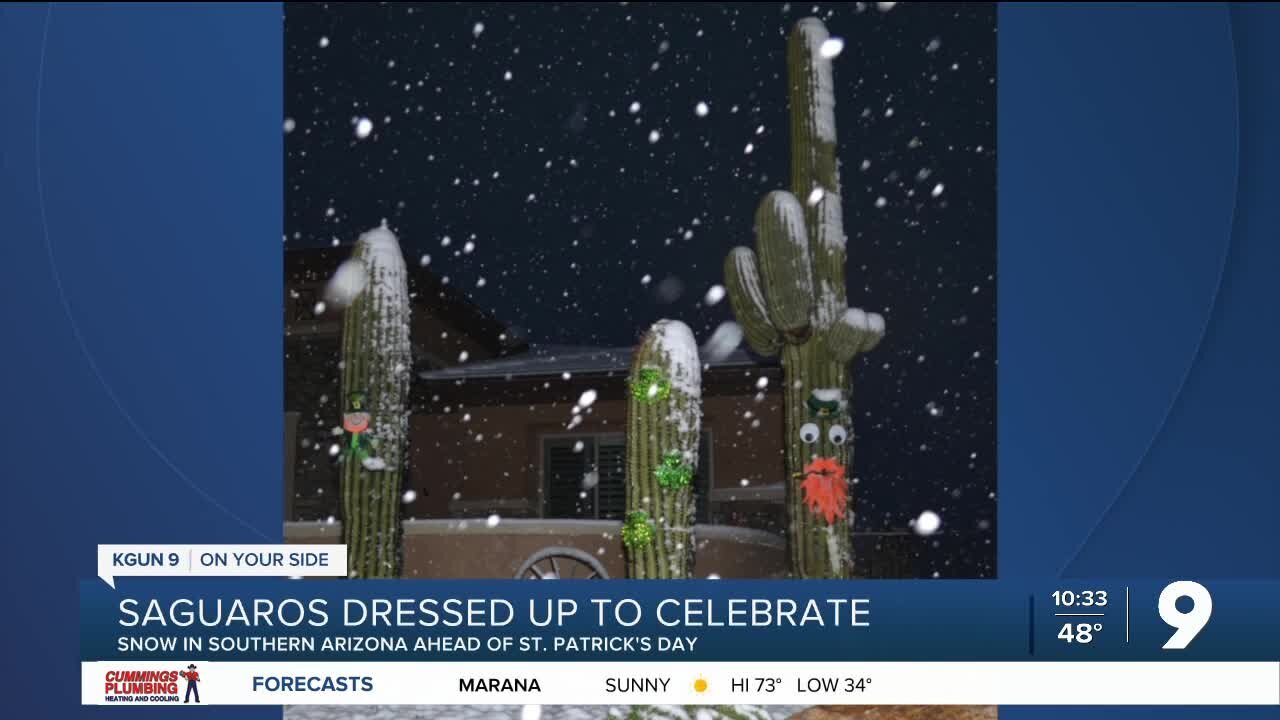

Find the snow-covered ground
[[284, 705, 807, 720]]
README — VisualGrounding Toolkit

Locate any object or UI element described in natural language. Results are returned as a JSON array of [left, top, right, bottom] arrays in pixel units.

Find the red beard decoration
[[799, 457, 848, 524]]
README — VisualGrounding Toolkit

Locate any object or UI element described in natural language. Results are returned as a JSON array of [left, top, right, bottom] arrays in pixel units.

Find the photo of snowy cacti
[[284, 1, 995, 586], [283, 2, 995, 718]]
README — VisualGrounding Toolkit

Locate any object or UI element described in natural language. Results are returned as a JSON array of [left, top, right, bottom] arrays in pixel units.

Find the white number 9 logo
[[1158, 580, 1212, 649]]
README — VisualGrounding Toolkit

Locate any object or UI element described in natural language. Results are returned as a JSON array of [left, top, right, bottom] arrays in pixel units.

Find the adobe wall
[[285, 520, 788, 579], [404, 387, 787, 523]]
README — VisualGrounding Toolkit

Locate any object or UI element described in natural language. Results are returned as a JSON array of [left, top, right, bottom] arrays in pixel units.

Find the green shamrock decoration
[[629, 367, 671, 403], [622, 511, 656, 549], [654, 451, 694, 489]]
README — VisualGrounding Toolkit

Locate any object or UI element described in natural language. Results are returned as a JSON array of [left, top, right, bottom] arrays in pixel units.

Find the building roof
[[286, 245, 523, 359], [418, 343, 766, 381]]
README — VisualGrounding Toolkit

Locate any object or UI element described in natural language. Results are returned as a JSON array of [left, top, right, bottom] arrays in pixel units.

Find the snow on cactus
[[722, 18, 884, 579], [339, 225, 412, 578], [624, 320, 701, 579]]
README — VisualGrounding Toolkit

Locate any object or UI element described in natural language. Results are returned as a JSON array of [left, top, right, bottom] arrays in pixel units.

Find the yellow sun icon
[[693, 676, 709, 693]]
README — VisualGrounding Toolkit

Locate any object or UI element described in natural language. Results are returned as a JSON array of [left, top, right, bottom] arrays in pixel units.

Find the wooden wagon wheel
[[515, 546, 609, 580]]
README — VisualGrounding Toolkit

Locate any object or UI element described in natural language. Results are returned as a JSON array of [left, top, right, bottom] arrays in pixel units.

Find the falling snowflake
[[913, 510, 942, 536], [578, 389, 598, 408], [324, 259, 368, 308], [819, 37, 845, 59], [932, 183, 945, 197], [701, 321, 743, 362], [486, 514, 501, 528], [695, 101, 709, 117], [402, 489, 417, 503], [355, 117, 373, 139], [648, 129, 661, 144], [807, 187, 825, 206], [703, 284, 726, 305]]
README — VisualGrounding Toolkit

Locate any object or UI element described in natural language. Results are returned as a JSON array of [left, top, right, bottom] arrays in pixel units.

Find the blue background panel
[[0, 2, 1276, 719], [1, 4, 281, 720]]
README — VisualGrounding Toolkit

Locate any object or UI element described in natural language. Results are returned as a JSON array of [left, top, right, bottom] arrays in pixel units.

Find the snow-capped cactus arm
[[827, 307, 886, 363], [723, 247, 781, 357], [754, 190, 815, 340], [789, 18, 848, 331]]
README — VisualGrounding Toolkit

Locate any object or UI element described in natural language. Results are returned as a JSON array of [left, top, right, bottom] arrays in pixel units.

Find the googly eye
[[799, 422, 820, 444], [828, 424, 848, 445]]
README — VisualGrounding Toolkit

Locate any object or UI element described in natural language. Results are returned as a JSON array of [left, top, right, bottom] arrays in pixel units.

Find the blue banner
[[81, 579, 1280, 663]]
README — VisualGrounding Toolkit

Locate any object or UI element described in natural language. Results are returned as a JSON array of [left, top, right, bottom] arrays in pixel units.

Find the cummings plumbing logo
[[103, 664, 203, 704]]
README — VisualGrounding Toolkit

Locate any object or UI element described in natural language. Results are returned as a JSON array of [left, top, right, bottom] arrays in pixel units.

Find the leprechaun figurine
[[342, 391, 385, 470]]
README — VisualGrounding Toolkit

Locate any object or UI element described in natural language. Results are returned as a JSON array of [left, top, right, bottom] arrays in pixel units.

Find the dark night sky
[[285, 2, 996, 577]]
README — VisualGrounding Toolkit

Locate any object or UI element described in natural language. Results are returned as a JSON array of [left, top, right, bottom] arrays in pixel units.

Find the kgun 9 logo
[[1158, 580, 1212, 650]]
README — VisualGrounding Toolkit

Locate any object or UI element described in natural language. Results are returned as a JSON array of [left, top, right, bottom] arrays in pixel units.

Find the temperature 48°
[[1058, 622, 1103, 644]]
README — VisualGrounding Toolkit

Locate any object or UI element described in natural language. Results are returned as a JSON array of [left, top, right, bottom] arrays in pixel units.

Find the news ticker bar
[[82, 579, 1280, 662], [82, 661, 1280, 706]]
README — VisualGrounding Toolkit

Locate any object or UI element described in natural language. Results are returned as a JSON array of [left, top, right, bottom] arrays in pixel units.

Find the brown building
[[283, 247, 795, 578], [408, 343, 789, 530]]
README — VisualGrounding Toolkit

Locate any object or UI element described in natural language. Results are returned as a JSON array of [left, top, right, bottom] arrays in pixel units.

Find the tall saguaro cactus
[[337, 226, 412, 578], [723, 18, 885, 578], [623, 320, 702, 579]]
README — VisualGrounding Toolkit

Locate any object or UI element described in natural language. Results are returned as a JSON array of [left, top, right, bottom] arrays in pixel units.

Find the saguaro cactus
[[723, 18, 884, 578], [337, 226, 412, 578], [623, 320, 702, 579]]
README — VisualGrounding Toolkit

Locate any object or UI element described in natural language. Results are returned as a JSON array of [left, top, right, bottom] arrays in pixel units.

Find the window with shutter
[[541, 432, 713, 521], [694, 430, 713, 523], [595, 436, 627, 519], [544, 438, 592, 519]]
